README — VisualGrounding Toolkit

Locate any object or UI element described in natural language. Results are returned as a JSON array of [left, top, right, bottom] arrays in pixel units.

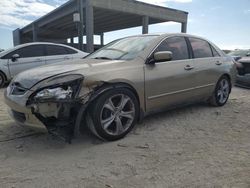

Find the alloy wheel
[[217, 79, 230, 104], [100, 94, 135, 136]]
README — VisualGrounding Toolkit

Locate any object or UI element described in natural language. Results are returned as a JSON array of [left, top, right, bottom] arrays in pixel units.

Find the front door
[[145, 36, 197, 111], [8, 45, 46, 78]]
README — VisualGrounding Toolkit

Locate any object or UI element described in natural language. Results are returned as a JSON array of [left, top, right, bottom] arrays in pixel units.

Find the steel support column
[[78, 0, 84, 51], [100, 33, 104, 46], [86, 0, 94, 53], [142, 16, 149, 34], [181, 22, 187, 33], [32, 24, 38, 42], [13, 29, 21, 46]]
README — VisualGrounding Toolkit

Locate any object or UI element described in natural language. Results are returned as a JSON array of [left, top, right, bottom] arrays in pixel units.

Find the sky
[[0, 0, 250, 50]]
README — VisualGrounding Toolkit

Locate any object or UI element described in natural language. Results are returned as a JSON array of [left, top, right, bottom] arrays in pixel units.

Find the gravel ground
[[0, 87, 250, 188]]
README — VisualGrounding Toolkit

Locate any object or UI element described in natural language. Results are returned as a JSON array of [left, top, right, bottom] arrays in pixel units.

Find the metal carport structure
[[13, 0, 188, 53]]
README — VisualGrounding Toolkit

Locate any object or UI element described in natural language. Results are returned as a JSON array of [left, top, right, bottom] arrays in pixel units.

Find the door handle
[[215, 61, 222, 65], [35, 58, 42, 61], [64, 56, 70, 60], [184, 65, 194, 71]]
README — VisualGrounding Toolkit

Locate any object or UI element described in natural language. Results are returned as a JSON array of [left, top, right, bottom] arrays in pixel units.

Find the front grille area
[[12, 110, 26, 123]]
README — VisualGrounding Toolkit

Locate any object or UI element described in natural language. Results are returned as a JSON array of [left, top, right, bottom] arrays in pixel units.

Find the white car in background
[[0, 42, 88, 87]]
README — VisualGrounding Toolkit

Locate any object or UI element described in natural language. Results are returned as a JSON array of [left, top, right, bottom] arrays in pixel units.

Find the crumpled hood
[[13, 58, 124, 89]]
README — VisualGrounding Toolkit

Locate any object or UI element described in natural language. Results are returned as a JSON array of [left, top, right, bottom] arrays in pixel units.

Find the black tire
[[0, 72, 6, 88], [87, 88, 139, 141], [209, 76, 231, 107]]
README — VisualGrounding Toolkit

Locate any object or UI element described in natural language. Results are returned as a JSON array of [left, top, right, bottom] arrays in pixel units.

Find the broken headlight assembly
[[28, 74, 84, 103], [35, 86, 73, 100]]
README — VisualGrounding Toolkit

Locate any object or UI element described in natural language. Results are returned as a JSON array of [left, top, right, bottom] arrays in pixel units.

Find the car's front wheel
[[209, 76, 231, 106], [87, 88, 139, 141]]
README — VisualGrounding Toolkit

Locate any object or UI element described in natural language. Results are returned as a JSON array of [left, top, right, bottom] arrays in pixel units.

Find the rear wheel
[[0, 72, 6, 88], [209, 76, 231, 106], [87, 88, 139, 141]]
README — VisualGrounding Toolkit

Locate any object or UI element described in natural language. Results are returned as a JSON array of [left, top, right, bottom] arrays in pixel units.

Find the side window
[[18, 45, 44, 58], [2, 45, 44, 59], [46, 45, 68, 56], [2, 50, 19, 59], [210, 45, 220, 57], [155, 37, 189, 61], [66, 47, 77, 54], [189, 38, 213, 58]]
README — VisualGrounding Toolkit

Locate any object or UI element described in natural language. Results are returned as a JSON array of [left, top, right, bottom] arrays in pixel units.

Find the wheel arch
[[88, 82, 142, 117], [101, 82, 140, 106], [0, 70, 7, 84], [74, 81, 143, 137]]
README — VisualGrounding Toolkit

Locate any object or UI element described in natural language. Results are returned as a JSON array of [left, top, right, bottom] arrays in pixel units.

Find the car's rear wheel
[[209, 76, 231, 106], [87, 88, 139, 141], [0, 72, 6, 88]]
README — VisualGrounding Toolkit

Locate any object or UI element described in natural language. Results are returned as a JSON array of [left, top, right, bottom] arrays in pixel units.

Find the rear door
[[8, 45, 46, 78], [45, 45, 73, 65], [145, 36, 197, 111], [188, 37, 222, 97]]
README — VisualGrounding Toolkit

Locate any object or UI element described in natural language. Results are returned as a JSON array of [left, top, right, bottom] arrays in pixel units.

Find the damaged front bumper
[[4, 74, 90, 143], [5, 93, 47, 131], [4, 89, 86, 143]]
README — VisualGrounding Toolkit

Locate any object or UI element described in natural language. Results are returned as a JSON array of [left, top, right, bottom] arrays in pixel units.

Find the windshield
[[228, 50, 250, 57], [87, 36, 158, 61]]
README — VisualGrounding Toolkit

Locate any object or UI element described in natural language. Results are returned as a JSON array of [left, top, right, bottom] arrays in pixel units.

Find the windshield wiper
[[94, 57, 113, 60]]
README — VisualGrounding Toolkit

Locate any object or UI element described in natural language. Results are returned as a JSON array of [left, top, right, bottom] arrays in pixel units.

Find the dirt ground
[[0, 87, 250, 188]]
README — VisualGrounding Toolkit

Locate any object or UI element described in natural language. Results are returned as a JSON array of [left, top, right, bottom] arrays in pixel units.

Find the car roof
[[0, 42, 86, 57], [127, 32, 210, 40], [14, 42, 75, 49]]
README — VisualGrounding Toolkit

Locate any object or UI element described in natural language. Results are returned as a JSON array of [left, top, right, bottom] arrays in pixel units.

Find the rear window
[[66, 47, 78, 54], [211, 45, 220, 57], [189, 38, 213, 58]]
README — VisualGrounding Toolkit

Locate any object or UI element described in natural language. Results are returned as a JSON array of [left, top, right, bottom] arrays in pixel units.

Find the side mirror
[[146, 51, 173, 65], [154, 51, 172, 63], [11, 54, 20, 62], [246, 52, 250, 57]]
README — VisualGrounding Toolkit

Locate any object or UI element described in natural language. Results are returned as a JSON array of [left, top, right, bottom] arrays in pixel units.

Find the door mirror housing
[[146, 51, 173, 65], [154, 51, 172, 63], [246, 52, 250, 57], [11, 54, 20, 62]]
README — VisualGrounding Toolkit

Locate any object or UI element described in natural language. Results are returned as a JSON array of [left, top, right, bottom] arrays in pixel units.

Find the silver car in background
[[0, 42, 88, 87]]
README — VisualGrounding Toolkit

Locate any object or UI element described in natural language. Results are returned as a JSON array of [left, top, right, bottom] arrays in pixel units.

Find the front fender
[[74, 82, 144, 137]]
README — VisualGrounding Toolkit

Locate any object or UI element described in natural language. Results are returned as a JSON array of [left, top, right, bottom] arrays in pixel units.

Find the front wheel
[[87, 88, 139, 141], [209, 76, 231, 106]]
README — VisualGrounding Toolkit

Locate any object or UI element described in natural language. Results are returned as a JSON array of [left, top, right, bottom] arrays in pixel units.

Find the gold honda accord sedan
[[4, 33, 237, 142]]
